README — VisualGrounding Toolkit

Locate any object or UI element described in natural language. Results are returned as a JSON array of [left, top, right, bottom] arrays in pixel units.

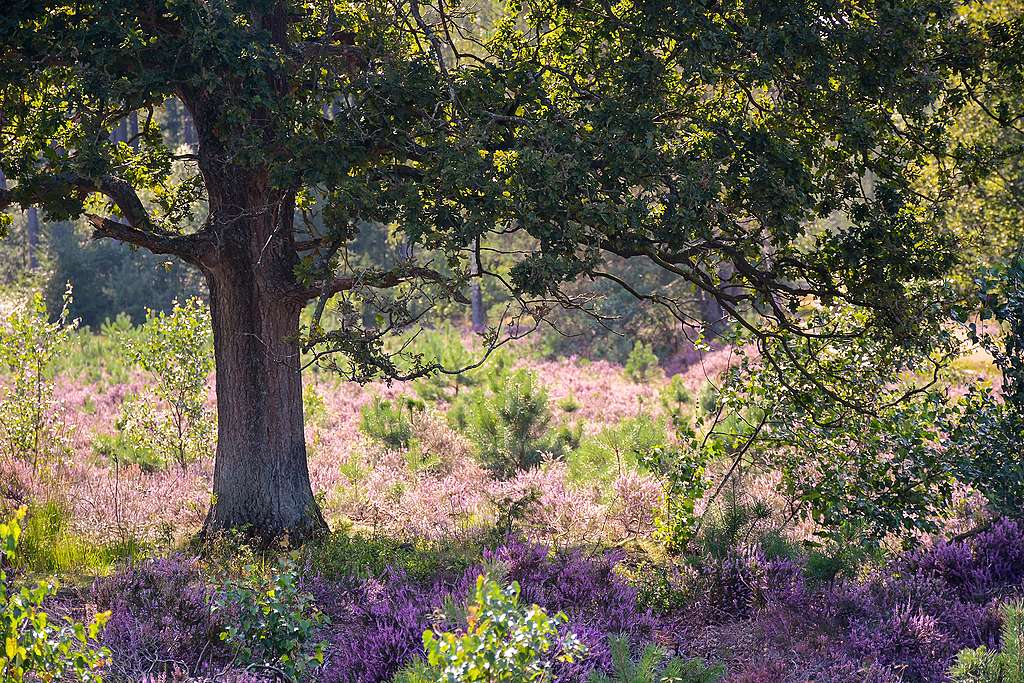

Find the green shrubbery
[[360, 395, 418, 451], [624, 341, 661, 383], [0, 287, 76, 470], [115, 298, 215, 471], [588, 636, 723, 683], [567, 415, 667, 486], [1, 507, 110, 682], [302, 529, 478, 582], [465, 369, 573, 478], [212, 556, 328, 680], [396, 575, 585, 682]]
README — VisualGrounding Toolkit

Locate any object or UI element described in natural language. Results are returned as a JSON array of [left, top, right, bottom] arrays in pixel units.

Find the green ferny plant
[[119, 297, 214, 471], [212, 556, 328, 682], [407, 575, 585, 682], [949, 601, 1024, 682], [0, 286, 76, 471], [1, 506, 110, 682], [588, 636, 724, 683]]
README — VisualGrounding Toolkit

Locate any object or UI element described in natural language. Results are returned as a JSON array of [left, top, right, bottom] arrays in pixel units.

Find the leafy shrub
[[1, 507, 110, 682], [639, 442, 713, 553], [588, 636, 723, 683], [400, 575, 586, 682], [360, 396, 416, 450], [304, 380, 329, 426], [212, 557, 328, 680], [466, 369, 568, 478], [951, 253, 1024, 517], [0, 287, 75, 469], [624, 341, 661, 383], [118, 298, 214, 471], [485, 539, 660, 678], [92, 430, 163, 473]]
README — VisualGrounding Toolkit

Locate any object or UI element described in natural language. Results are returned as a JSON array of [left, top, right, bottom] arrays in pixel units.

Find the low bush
[[13, 500, 117, 575], [360, 396, 417, 451], [466, 369, 570, 478], [301, 530, 478, 582], [212, 557, 328, 680], [624, 341, 661, 384], [1, 507, 110, 682], [567, 415, 668, 486], [588, 636, 723, 683], [398, 575, 586, 682]]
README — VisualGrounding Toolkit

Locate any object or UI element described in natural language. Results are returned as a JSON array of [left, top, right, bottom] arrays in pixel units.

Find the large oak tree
[[0, 0, 973, 541]]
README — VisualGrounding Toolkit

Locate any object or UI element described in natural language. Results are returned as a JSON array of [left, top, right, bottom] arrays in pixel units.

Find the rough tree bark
[[196, 169, 328, 543]]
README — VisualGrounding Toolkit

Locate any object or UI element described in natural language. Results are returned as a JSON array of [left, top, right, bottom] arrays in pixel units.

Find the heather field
[[3, 317, 1024, 683]]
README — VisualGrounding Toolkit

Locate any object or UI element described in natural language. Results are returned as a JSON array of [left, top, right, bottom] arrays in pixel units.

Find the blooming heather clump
[[680, 519, 1024, 682], [91, 557, 225, 679], [311, 570, 443, 683]]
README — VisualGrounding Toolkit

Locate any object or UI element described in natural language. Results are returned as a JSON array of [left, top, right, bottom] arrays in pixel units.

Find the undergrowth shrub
[[117, 298, 214, 471], [212, 557, 328, 680], [624, 341, 661, 383], [659, 375, 693, 432], [0, 287, 76, 470], [1, 507, 110, 682], [360, 396, 417, 451], [411, 326, 482, 403], [302, 530, 477, 582], [567, 415, 667, 486], [396, 575, 586, 683], [53, 313, 139, 385], [587, 636, 723, 683], [949, 600, 1024, 682]]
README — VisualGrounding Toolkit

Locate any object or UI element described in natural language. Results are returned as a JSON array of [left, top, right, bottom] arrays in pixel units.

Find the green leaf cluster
[[397, 574, 585, 682], [1, 507, 110, 682], [212, 556, 328, 681]]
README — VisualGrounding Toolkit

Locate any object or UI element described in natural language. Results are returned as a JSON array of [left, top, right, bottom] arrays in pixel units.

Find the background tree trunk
[[25, 206, 38, 270]]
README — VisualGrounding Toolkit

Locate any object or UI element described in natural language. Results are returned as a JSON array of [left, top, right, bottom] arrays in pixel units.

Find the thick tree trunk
[[202, 262, 326, 543], [197, 169, 327, 544]]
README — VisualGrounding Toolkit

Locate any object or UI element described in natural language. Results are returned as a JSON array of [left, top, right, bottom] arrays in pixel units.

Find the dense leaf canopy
[[0, 0, 999, 378]]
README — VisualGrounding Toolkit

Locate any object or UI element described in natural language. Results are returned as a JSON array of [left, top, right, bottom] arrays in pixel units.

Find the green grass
[[12, 499, 149, 579]]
